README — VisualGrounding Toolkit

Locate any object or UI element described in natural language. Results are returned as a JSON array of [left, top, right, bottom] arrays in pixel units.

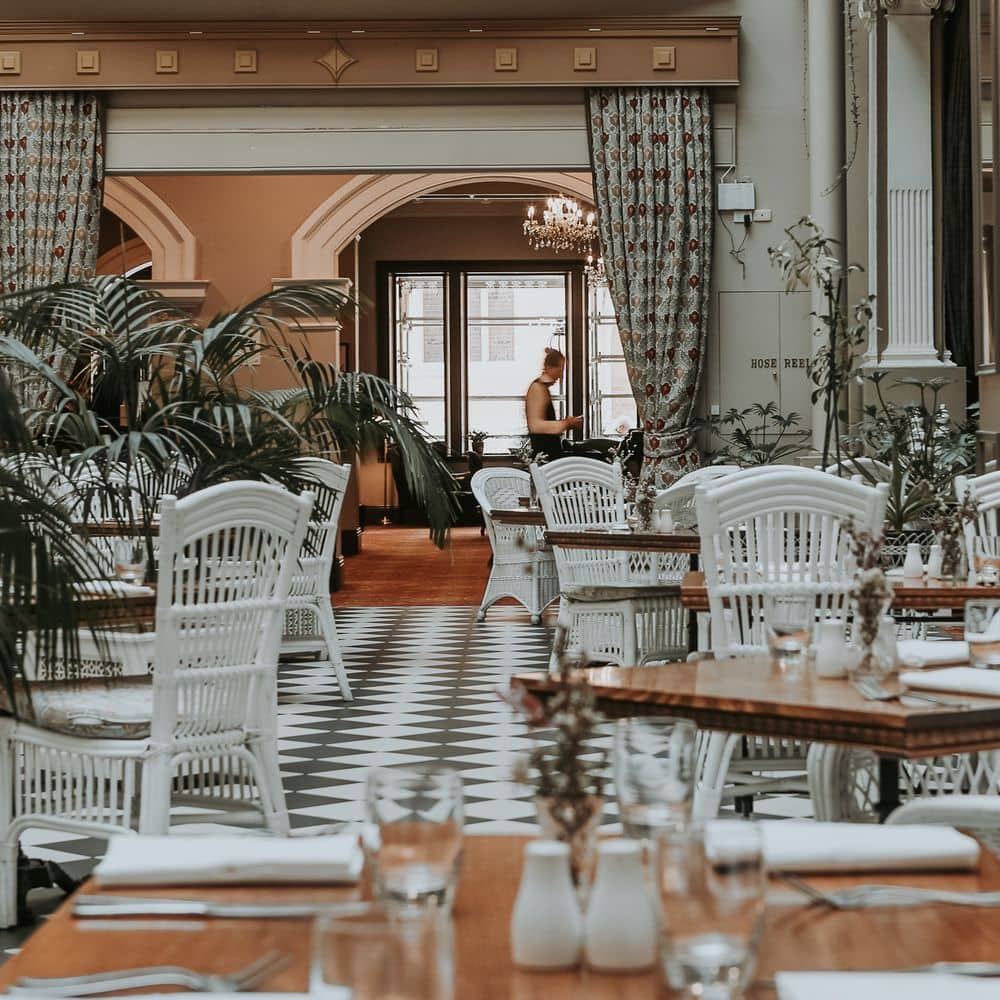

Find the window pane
[[395, 274, 446, 441], [466, 273, 567, 453], [588, 282, 636, 436]]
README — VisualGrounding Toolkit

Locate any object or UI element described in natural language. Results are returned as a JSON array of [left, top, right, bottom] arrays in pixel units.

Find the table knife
[[73, 895, 368, 919]]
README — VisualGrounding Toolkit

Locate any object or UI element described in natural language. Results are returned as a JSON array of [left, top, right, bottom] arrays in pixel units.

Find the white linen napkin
[[751, 820, 979, 873], [76, 580, 155, 597], [897, 639, 969, 669], [94, 834, 363, 886], [776, 973, 999, 1000], [900, 667, 1000, 698]]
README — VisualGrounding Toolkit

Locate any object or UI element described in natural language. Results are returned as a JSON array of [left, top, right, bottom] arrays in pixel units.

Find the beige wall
[[134, 173, 355, 386]]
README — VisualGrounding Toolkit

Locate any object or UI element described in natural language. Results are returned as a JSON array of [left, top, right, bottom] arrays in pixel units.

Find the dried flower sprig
[[931, 493, 980, 579], [499, 624, 606, 839], [841, 520, 884, 573]]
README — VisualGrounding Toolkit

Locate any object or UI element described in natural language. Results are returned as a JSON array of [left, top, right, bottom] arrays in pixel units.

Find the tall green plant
[[0, 277, 460, 547], [768, 216, 875, 468]]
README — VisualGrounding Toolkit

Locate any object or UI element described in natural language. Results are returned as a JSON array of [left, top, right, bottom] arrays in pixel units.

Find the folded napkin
[[901, 667, 1000, 699], [95, 833, 363, 886], [897, 639, 969, 669], [76, 580, 155, 597], [752, 820, 979, 873], [776, 973, 999, 1000]]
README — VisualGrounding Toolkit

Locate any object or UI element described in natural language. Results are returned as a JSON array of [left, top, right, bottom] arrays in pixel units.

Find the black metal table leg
[[877, 756, 901, 823], [686, 552, 700, 654], [16, 849, 81, 926]]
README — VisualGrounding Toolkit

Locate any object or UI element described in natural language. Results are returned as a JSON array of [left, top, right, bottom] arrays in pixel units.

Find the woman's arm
[[525, 382, 582, 434]]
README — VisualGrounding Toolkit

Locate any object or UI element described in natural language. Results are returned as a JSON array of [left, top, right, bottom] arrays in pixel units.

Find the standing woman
[[524, 347, 583, 462]]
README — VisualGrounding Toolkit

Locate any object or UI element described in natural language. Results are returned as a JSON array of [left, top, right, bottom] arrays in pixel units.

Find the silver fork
[[12, 950, 289, 996], [779, 874, 1000, 910], [854, 678, 972, 709]]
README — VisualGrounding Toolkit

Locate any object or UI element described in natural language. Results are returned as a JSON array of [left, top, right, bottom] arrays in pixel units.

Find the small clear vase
[[535, 795, 602, 905], [849, 601, 896, 684]]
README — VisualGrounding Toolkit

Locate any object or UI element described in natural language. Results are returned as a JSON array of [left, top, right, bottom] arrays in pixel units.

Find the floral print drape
[[588, 88, 713, 488], [1, 92, 104, 294]]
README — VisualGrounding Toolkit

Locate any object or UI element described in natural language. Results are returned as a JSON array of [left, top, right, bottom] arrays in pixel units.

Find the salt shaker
[[926, 543, 944, 579], [902, 543, 924, 579], [510, 841, 582, 970], [813, 618, 848, 679], [584, 840, 657, 971]]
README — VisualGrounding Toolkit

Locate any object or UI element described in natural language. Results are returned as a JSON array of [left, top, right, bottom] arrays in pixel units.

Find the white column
[[877, 0, 953, 366], [807, 0, 847, 451]]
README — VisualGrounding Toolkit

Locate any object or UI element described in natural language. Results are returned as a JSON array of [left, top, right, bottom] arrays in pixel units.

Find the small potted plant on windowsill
[[469, 429, 489, 456]]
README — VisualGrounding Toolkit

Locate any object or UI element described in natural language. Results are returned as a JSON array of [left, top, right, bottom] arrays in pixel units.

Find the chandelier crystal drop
[[584, 252, 607, 286], [523, 196, 598, 255]]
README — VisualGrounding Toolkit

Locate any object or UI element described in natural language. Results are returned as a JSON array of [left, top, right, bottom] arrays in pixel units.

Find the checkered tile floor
[[2, 604, 812, 954]]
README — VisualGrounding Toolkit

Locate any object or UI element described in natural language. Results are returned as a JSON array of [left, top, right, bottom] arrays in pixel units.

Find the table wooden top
[[490, 507, 546, 526], [545, 528, 700, 554], [515, 657, 1000, 757], [79, 585, 157, 627], [680, 570, 1000, 612], [74, 520, 161, 538], [6, 836, 1000, 999]]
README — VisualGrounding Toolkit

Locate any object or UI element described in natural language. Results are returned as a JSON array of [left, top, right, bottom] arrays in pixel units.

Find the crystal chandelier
[[523, 196, 598, 255], [584, 252, 607, 285]]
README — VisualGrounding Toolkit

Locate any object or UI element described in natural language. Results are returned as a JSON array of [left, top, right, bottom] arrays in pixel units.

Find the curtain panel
[[587, 87, 713, 487], [1, 92, 104, 295]]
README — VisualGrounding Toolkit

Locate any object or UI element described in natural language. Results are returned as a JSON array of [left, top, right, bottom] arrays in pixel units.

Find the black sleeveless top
[[527, 377, 564, 463]]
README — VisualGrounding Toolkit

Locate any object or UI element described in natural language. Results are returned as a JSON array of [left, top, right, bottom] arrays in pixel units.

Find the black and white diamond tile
[[2, 603, 815, 954]]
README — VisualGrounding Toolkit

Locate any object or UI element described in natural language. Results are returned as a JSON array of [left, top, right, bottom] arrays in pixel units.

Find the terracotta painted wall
[[134, 173, 355, 387]]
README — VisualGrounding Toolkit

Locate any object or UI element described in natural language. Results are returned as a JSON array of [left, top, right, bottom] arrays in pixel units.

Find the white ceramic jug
[[902, 542, 924, 579], [510, 841, 582, 970], [814, 618, 848, 679], [583, 840, 657, 972], [926, 543, 944, 579]]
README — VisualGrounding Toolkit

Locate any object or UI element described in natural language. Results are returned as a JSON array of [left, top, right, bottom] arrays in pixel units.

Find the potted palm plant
[[0, 276, 460, 550]]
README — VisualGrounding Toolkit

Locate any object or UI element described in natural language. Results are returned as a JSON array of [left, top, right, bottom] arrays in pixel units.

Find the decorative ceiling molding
[[0, 16, 739, 89], [290, 170, 595, 278], [102, 176, 197, 280]]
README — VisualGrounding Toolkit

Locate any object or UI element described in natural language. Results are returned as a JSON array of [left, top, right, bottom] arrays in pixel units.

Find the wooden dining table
[[5, 835, 1000, 999], [490, 507, 546, 527], [515, 656, 1000, 820], [679, 570, 1000, 613]]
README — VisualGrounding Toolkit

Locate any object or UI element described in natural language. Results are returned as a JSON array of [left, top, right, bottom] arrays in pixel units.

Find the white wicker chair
[[532, 457, 687, 669], [886, 796, 1000, 827], [693, 465, 889, 818], [280, 458, 353, 700], [652, 465, 741, 530], [0, 481, 312, 928], [822, 458, 893, 484], [956, 470, 1000, 576], [809, 471, 1000, 824], [471, 467, 559, 625]]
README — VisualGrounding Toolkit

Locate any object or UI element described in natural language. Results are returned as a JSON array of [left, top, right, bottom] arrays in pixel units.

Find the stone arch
[[290, 171, 595, 279], [102, 177, 197, 281]]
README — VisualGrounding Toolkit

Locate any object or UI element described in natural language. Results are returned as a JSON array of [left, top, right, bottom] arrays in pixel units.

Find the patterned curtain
[[587, 88, 713, 488], [1, 92, 104, 295]]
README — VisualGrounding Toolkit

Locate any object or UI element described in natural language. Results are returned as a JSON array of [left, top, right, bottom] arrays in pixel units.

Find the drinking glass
[[764, 595, 813, 676], [966, 599, 1000, 669], [974, 537, 1000, 585], [615, 717, 698, 839], [113, 538, 147, 585], [365, 767, 463, 909], [657, 823, 766, 999], [310, 903, 453, 1000]]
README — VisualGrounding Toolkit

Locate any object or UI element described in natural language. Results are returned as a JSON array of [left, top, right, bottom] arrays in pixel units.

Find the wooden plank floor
[[335, 526, 494, 607]]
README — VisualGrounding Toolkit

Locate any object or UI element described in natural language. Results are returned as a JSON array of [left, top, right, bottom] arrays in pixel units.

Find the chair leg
[[247, 739, 291, 835], [137, 753, 174, 835], [694, 732, 742, 820], [0, 729, 18, 930], [317, 601, 352, 701]]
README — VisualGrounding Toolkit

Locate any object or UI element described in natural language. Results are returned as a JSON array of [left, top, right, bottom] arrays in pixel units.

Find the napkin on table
[[750, 820, 980, 873], [896, 639, 969, 669], [900, 667, 1000, 698], [94, 833, 363, 886], [776, 973, 1000, 1000]]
